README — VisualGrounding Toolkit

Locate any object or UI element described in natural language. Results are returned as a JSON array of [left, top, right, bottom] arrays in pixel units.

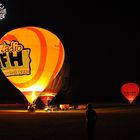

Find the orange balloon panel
[[121, 82, 139, 103], [40, 58, 70, 105], [0, 26, 65, 104]]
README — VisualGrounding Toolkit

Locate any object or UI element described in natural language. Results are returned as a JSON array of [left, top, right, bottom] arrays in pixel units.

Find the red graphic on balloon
[[121, 82, 139, 103]]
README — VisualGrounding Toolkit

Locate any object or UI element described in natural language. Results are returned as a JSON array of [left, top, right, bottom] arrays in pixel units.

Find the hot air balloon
[[121, 82, 139, 104], [0, 26, 65, 111], [39, 58, 70, 110]]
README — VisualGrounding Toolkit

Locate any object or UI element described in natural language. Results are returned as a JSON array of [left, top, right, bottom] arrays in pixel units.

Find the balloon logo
[[121, 82, 139, 103], [0, 26, 65, 104], [39, 58, 70, 106]]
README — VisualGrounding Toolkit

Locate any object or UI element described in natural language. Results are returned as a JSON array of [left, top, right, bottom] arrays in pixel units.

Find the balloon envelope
[[39, 58, 70, 105], [0, 26, 65, 104], [121, 82, 139, 103]]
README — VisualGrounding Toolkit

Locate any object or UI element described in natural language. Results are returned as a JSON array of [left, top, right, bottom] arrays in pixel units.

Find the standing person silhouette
[[86, 103, 98, 140]]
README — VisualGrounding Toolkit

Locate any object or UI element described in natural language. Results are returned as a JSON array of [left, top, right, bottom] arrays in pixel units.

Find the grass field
[[0, 104, 140, 140]]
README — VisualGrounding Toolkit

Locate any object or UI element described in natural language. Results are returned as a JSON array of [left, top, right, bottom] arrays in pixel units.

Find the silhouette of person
[[86, 103, 98, 140]]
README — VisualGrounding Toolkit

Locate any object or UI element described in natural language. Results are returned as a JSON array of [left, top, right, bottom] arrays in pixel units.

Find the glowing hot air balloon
[[39, 58, 70, 109], [121, 82, 139, 104], [0, 26, 65, 109]]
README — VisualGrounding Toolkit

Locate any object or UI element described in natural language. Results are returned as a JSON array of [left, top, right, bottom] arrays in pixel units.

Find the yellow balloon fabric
[[0, 26, 65, 103]]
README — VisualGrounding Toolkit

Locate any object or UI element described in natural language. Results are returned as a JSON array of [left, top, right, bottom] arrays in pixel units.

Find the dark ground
[[0, 104, 140, 140]]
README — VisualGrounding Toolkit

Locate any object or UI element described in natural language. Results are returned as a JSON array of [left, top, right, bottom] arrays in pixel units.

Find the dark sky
[[0, 0, 140, 104]]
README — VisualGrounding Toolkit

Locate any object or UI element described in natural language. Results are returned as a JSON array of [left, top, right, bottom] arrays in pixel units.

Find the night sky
[[0, 0, 140, 104]]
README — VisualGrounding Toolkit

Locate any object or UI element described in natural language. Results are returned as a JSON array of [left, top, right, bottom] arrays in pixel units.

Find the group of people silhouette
[[27, 102, 36, 112]]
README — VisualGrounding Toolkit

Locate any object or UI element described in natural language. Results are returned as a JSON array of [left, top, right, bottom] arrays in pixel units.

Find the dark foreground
[[0, 105, 140, 140]]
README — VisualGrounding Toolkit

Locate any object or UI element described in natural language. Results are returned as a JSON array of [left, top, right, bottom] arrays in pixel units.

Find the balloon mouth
[[129, 100, 133, 104], [128, 98, 136, 104], [22, 91, 41, 104]]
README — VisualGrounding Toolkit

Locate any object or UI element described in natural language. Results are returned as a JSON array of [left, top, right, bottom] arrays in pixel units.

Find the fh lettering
[[0, 40, 31, 76], [0, 51, 23, 68]]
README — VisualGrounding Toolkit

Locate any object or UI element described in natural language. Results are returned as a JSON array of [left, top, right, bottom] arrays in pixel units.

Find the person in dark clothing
[[86, 103, 98, 140]]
